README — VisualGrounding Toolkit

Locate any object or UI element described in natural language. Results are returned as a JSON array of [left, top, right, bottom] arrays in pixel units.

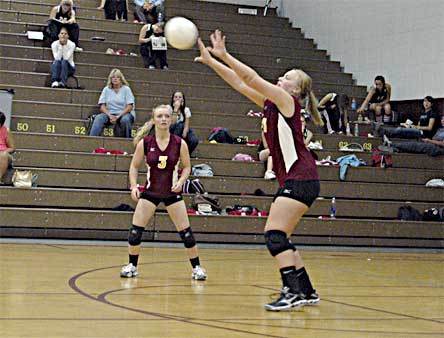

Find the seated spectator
[[50, 27, 76, 88], [0, 112, 15, 183], [98, 0, 128, 21], [142, 0, 165, 24], [357, 75, 392, 123], [139, 22, 168, 70], [380, 115, 444, 157], [376, 96, 440, 140], [169, 91, 199, 154], [89, 69, 135, 138], [318, 93, 349, 134], [46, 0, 81, 49]]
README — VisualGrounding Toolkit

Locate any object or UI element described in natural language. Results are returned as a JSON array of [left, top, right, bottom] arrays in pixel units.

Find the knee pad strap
[[179, 227, 196, 248], [128, 225, 144, 246], [264, 230, 295, 257]]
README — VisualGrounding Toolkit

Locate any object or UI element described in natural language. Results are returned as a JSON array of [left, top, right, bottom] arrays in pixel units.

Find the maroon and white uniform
[[262, 97, 319, 186], [143, 134, 182, 197]]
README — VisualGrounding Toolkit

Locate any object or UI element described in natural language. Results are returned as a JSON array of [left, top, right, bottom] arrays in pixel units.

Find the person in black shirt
[[138, 22, 168, 69], [358, 75, 392, 123]]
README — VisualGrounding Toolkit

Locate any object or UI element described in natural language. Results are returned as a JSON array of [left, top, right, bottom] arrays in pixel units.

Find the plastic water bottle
[[330, 197, 336, 219], [354, 123, 359, 137], [346, 122, 351, 136], [157, 12, 163, 23], [351, 98, 357, 111]]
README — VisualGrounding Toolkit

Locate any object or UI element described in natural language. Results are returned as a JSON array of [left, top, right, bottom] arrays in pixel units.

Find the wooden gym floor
[[0, 242, 443, 338]]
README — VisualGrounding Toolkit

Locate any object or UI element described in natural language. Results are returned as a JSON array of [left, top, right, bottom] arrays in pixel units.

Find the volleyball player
[[195, 30, 323, 311], [120, 104, 207, 281]]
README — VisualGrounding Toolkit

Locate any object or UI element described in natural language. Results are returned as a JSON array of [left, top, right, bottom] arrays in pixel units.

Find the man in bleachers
[[50, 27, 76, 88]]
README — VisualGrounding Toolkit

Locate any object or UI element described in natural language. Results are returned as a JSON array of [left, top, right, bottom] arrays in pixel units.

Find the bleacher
[[0, 0, 442, 248]]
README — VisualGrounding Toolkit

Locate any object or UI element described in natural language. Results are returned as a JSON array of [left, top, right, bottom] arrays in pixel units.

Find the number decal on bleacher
[[103, 128, 114, 136], [363, 143, 372, 151], [17, 122, 29, 132], [338, 141, 348, 149], [46, 124, 56, 133], [74, 126, 86, 135]]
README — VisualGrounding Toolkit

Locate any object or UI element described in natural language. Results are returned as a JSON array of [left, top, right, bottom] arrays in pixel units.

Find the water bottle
[[157, 12, 163, 23], [354, 123, 359, 137], [330, 197, 336, 219], [351, 98, 357, 111], [346, 122, 351, 136]]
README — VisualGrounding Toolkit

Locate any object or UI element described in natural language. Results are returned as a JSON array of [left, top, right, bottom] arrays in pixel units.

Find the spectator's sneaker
[[120, 263, 138, 278], [305, 290, 320, 305], [75, 47, 83, 52], [162, 66, 168, 70], [148, 65, 156, 70], [264, 287, 307, 311], [58, 82, 66, 88], [383, 134, 392, 147], [191, 265, 207, 280], [264, 170, 276, 180], [51, 81, 59, 88]]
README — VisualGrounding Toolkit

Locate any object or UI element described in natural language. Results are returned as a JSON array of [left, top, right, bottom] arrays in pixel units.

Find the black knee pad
[[179, 227, 196, 248], [264, 230, 295, 257], [128, 225, 144, 246]]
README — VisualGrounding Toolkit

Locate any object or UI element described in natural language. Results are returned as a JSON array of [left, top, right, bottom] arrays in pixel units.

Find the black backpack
[[397, 206, 422, 221], [208, 128, 234, 144], [422, 207, 444, 222]]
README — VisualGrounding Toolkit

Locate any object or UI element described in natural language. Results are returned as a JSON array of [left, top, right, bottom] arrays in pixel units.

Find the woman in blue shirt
[[89, 68, 135, 138]]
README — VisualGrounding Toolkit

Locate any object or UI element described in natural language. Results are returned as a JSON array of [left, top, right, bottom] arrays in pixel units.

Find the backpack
[[371, 149, 393, 168], [208, 127, 234, 144], [397, 205, 422, 221], [182, 178, 206, 194], [192, 193, 221, 213], [191, 164, 214, 177], [422, 207, 444, 222]]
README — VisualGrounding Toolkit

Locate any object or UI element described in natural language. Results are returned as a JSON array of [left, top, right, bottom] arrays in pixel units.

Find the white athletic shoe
[[192, 266, 207, 280], [120, 263, 138, 278], [264, 170, 276, 180], [51, 81, 59, 88]]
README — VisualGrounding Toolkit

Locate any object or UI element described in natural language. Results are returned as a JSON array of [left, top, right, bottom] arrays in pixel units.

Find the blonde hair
[[106, 68, 129, 88], [133, 104, 173, 146], [293, 69, 324, 127]]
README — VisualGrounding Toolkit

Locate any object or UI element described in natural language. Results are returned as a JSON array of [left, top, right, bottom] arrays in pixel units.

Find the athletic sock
[[129, 254, 139, 267], [190, 257, 200, 268]]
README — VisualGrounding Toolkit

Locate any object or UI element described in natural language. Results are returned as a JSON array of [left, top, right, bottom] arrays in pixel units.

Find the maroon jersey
[[143, 134, 182, 197], [262, 97, 319, 186]]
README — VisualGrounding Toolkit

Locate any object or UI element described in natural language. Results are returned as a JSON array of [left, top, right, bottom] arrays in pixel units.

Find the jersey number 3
[[158, 156, 168, 169]]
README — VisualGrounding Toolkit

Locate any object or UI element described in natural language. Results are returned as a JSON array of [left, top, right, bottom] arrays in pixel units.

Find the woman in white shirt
[[50, 27, 76, 88], [89, 69, 135, 138]]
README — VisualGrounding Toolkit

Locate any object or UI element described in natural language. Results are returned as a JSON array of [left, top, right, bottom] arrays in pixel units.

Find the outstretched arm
[[204, 30, 294, 117], [195, 38, 264, 107]]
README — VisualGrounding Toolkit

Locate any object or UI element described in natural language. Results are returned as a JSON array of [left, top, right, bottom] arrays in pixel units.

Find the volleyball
[[164, 17, 199, 50]]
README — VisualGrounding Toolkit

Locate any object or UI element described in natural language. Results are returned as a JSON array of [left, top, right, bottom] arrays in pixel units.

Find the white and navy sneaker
[[264, 287, 307, 311], [191, 265, 207, 280], [305, 290, 320, 305], [120, 263, 138, 278]]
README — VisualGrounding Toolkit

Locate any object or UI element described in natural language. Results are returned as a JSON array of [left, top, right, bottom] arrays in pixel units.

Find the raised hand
[[194, 38, 213, 65], [208, 29, 227, 59]]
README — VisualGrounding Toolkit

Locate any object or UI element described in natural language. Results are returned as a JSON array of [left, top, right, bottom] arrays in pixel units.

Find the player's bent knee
[[128, 225, 144, 246], [179, 227, 196, 248], [264, 230, 295, 257]]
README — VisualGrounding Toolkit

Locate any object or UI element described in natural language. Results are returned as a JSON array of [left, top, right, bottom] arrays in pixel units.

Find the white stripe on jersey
[[277, 113, 298, 173], [171, 159, 180, 188]]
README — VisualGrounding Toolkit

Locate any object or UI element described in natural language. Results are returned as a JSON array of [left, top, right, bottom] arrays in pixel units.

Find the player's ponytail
[[133, 121, 152, 146], [295, 69, 324, 127]]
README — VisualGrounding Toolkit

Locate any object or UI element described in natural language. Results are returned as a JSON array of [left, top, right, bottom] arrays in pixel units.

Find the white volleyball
[[164, 17, 198, 50]]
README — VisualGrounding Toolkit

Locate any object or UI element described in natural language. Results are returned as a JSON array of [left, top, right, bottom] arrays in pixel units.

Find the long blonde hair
[[293, 69, 324, 126], [106, 68, 130, 88], [133, 104, 173, 145]]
